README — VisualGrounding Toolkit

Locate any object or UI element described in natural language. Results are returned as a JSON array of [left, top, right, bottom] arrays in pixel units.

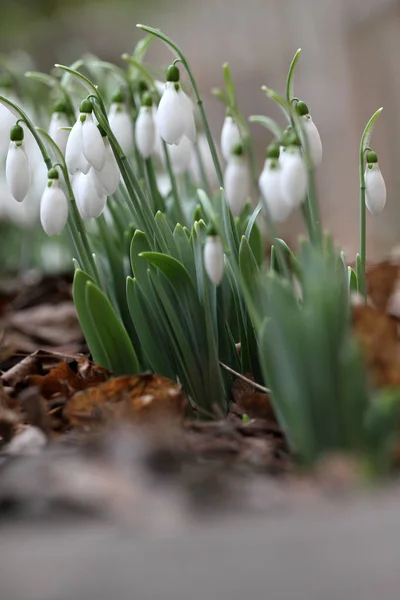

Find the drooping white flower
[[5, 124, 31, 202], [221, 115, 241, 162], [108, 99, 134, 156], [224, 149, 251, 217], [296, 101, 322, 168], [259, 155, 292, 223], [74, 169, 107, 220], [93, 138, 120, 196], [280, 145, 308, 209], [168, 136, 193, 175], [65, 118, 89, 175], [135, 104, 156, 159], [204, 234, 225, 285], [48, 104, 70, 155], [40, 170, 69, 236], [81, 113, 106, 171], [190, 133, 220, 191], [365, 152, 386, 216], [156, 65, 196, 145]]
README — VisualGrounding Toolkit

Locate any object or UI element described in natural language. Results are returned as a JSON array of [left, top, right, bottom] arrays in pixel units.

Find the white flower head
[[5, 123, 31, 202], [108, 90, 134, 155], [135, 98, 156, 159], [48, 102, 71, 155], [81, 112, 106, 171], [65, 108, 90, 176], [365, 151, 386, 216], [40, 169, 69, 236], [74, 169, 107, 220], [259, 147, 292, 223], [156, 64, 196, 145], [168, 135, 193, 175], [94, 138, 120, 196], [296, 101, 322, 168], [224, 146, 251, 217], [280, 144, 308, 209], [221, 114, 241, 162], [204, 233, 225, 285]]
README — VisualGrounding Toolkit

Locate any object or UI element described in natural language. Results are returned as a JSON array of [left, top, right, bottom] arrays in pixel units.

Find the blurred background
[[0, 0, 399, 261]]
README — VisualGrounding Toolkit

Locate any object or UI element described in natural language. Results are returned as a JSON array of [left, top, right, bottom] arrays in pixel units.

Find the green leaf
[[249, 115, 283, 139], [85, 281, 139, 375], [286, 48, 302, 102], [73, 270, 110, 370], [348, 267, 358, 294]]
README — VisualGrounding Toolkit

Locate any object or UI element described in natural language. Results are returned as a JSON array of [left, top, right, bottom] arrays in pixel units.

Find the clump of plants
[[0, 26, 398, 471]]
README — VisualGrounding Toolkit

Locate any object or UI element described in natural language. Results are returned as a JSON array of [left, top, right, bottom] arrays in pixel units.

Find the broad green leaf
[[85, 281, 139, 375]]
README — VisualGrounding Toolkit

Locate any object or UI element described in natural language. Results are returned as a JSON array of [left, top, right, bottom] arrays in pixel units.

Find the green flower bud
[[231, 142, 244, 157], [10, 123, 24, 142], [52, 100, 68, 114], [266, 143, 280, 160], [366, 150, 378, 164], [137, 80, 148, 94], [141, 92, 153, 107], [111, 89, 125, 103], [166, 64, 180, 83], [286, 130, 301, 147], [296, 100, 309, 116], [207, 224, 218, 236], [47, 167, 59, 180], [79, 99, 93, 114]]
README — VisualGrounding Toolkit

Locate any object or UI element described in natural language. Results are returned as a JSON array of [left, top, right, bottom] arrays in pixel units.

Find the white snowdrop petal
[[40, 182, 69, 236], [179, 90, 196, 143], [224, 156, 250, 216], [280, 148, 308, 209], [204, 236, 225, 285], [48, 112, 70, 155], [221, 116, 241, 162], [75, 170, 107, 220], [365, 165, 386, 216], [156, 82, 186, 145], [168, 136, 193, 174], [82, 114, 106, 171], [259, 159, 292, 223], [65, 119, 84, 174], [135, 106, 156, 159], [94, 143, 120, 196], [6, 143, 31, 202], [108, 103, 134, 155], [302, 115, 322, 167]]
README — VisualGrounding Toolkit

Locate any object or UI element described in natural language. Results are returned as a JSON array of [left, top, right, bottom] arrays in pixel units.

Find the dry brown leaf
[[63, 374, 187, 428], [366, 261, 400, 313], [352, 303, 400, 387], [26, 362, 83, 399], [232, 377, 275, 420]]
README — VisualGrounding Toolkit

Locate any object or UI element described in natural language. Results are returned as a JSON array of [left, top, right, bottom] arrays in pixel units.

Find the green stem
[[136, 24, 224, 187], [358, 107, 383, 299], [162, 141, 187, 226], [144, 156, 165, 213]]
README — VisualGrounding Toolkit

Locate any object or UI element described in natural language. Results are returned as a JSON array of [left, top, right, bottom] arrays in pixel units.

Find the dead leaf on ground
[[366, 261, 400, 313], [64, 374, 187, 428], [232, 376, 275, 421]]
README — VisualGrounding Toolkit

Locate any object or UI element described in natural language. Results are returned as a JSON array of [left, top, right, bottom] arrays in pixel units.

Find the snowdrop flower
[[40, 167, 69, 236], [365, 150, 386, 216], [204, 230, 224, 285], [220, 113, 241, 162], [259, 145, 292, 223], [135, 94, 156, 159], [296, 100, 322, 168], [280, 138, 308, 209], [48, 101, 70, 155], [156, 64, 196, 145], [108, 90, 134, 155], [5, 123, 31, 202], [168, 136, 193, 175], [224, 144, 251, 217], [74, 169, 107, 220], [190, 133, 220, 190], [65, 100, 94, 175], [93, 134, 120, 196], [82, 113, 106, 171], [0, 90, 18, 160]]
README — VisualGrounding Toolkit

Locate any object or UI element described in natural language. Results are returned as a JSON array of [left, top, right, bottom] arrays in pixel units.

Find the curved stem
[[358, 107, 383, 298], [137, 24, 224, 187]]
